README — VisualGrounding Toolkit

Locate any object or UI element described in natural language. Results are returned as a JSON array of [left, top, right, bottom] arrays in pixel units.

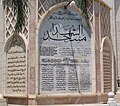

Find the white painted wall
[[0, 3, 4, 96]]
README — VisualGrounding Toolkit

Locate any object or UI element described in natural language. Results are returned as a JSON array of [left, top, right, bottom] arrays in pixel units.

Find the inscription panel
[[103, 41, 112, 92], [39, 7, 91, 94], [5, 45, 27, 95]]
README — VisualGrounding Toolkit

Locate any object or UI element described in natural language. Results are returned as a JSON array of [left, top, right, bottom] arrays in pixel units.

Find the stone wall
[[115, 0, 120, 80], [0, 3, 4, 95], [0, 0, 114, 105]]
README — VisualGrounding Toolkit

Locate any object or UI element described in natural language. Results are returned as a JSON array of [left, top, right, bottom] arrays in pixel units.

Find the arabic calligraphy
[[48, 10, 82, 21], [53, 10, 78, 16], [48, 15, 82, 21], [103, 43, 112, 92], [43, 23, 86, 43], [6, 46, 27, 94], [40, 8, 91, 93]]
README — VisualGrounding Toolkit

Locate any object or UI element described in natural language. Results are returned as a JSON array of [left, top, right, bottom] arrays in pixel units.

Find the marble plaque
[[103, 41, 112, 92], [39, 6, 91, 94], [5, 45, 27, 95]]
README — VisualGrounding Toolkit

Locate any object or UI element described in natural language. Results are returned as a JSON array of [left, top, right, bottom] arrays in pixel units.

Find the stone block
[[0, 98, 7, 106]]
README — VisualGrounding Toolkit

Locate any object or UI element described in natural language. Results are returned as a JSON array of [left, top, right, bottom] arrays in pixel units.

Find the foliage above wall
[[76, 0, 89, 25], [3, 0, 28, 36], [3, 0, 89, 37], [3, 0, 28, 46]]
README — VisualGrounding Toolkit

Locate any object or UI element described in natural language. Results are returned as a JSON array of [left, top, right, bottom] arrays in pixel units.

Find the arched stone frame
[[100, 36, 114, 93], [36, 2, 92, 95], [3, 35, 28, 97]]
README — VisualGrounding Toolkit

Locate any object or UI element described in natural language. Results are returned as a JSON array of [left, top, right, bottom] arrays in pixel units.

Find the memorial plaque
[[5, 44, 27, 95], [39, 6, 91, 94], [103, 41, 112, 92]]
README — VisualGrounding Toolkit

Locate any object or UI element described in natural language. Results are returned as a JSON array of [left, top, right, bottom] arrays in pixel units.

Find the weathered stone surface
[[0, 98, 7, 106]]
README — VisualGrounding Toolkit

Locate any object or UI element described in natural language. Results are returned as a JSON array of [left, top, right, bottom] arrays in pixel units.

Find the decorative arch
[[4, 35, 28, 97], [4, 35, 26, 53], [37, 2, 91, 94], [100, 36, 114, 93]]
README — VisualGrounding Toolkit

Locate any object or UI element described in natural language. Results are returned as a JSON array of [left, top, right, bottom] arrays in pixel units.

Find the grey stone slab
[[0, 98, 7, 106]]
